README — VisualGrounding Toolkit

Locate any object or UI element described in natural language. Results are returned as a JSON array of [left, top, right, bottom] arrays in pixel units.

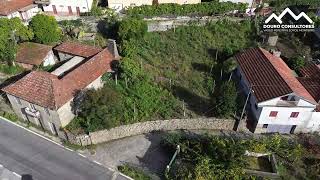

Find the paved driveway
[[0, 118, 128, 180]]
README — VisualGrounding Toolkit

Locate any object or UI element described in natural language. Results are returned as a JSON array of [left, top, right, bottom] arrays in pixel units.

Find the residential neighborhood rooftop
[[235, 48, 317, 104], [298, 63, 320, 111], [2, 48, 115, 109], [16, 42, 53, 66], [54, 41, 103, 58], [0, 0, 34, 15]]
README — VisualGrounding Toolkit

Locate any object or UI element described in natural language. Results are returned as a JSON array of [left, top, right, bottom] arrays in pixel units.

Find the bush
[[212, 81, 237, 118], [126, 1, 247, 17], [0, 63, 24, 75], [118, 165, 151, 180], [290, 55, 305, 71], [118, 18, 147, 42], [29, 14, 61, 44]]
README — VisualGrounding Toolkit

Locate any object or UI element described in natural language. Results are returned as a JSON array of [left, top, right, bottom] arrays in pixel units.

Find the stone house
[[16, 42, 55, 70], [235, 48, 320, 134], [2, 41, 119, 136], [108, 0, 201, 12], [0, 0, 40, 24]]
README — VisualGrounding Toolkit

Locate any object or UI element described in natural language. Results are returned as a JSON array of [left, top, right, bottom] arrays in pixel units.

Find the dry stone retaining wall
[[89, 118, 236, 144]]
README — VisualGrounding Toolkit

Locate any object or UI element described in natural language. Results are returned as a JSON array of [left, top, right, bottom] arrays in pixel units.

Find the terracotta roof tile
[[0, 0, 34, 15], [2, 48, 115, 109], [54, 42, 103, 58], [298, 63, 320, 111], [16, 42, 52, 66], [235, 48, 317, 104]]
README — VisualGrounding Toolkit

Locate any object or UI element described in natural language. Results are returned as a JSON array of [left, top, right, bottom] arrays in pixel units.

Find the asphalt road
[[0, 118, 117, 180]]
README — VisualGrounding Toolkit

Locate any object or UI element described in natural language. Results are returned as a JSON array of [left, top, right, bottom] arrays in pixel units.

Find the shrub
[[29, 14, 61, 44], [126, 1, 247, 17], [290, 55, 305, 71], [118, 18, 147, 42], [118, 165, 151, 180], [212, 81, 237, 118]]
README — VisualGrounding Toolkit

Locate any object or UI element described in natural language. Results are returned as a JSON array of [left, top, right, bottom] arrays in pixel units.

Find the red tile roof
[[298, 63, 320, 111], [0, 0, 33, 15], [16, 42, 52, 66], [235, 48, 317, 104], [54, 42, 103, 58], [2, 48, 115, 109]]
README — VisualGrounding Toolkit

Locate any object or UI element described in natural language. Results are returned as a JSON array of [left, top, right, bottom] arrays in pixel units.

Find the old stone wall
[[89, 118, 236, 145]]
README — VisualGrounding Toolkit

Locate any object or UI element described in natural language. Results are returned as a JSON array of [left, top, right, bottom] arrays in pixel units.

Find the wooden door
[[68, 6, 73, 15], [76, 7, 80, 16], [52, 5, 57, 14]]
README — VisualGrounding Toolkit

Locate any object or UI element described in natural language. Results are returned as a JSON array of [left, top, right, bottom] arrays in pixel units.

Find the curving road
[[0, 117, 128, 180]]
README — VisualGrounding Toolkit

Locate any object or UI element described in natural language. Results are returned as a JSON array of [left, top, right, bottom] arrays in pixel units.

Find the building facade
[[38, 0, 94, 16], [108, 0, 201, 12], [236, 48, 320, 134], [0, 0, 39, 23], [2, 41, 119, 136]]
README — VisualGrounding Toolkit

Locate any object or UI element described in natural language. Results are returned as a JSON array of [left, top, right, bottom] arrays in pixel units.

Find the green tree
[[0, 18, 33, 64], [76, 86, 124, 132], [118, 18, 147, 42], [29, 14, 61, 44], [290, 55, 305, 71], [213, 81, 237, 118]]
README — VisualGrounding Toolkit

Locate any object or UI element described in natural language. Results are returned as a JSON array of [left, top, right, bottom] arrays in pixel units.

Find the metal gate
[[267, 124, 293, 134]]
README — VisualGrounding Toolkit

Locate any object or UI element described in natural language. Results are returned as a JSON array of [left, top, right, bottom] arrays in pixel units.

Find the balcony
[[25, 107, 40, 118], [34, 0, 51, 5]]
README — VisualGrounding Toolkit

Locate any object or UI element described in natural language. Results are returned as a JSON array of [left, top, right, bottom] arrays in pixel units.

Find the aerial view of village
[[0, 0, 320, 179]]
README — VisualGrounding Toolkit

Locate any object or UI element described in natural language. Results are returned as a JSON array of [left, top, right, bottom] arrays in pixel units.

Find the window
[[255, 103, 258, 110], [263, 124, 268, 128], [30, 104, 36, 110], [83, 7, 86, 9], [15, 97, 21, 105], [269, 111, 278, 117], [290, 112, 299, 118], [280, 96, 288, 100]]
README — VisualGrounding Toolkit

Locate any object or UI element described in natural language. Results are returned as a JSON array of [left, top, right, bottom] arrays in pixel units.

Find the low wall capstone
[[89, 118, 235, 144]]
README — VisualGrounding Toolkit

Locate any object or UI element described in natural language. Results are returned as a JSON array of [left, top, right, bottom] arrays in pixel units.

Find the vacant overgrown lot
[[67, 20, 256, 133], [123, 20, 256, 116]]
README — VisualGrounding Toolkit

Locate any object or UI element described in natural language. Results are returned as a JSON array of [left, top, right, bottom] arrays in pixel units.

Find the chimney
[[107, 39, 120, 60], [270, 49, 281, 57]]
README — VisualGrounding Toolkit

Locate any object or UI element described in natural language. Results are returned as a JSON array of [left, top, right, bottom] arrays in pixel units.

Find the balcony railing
[[25, 107, 40, 118]]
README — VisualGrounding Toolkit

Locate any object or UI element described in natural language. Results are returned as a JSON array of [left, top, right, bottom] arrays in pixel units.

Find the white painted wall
[[236, 66, 319, 133], [43, 51, 56, 66], [43, 0, 94, 15], [219, 0, 253, 6], [108, 0, 201, 12], [0, 6, 39, 23]]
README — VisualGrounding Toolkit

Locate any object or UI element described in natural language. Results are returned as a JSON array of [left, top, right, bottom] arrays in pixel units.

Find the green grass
[[125, 20, 255, 116], [245, 156, 273, 172], [118, 165, 151, 180], [0, 63, 24, 75], [0, 111, 20, 122]]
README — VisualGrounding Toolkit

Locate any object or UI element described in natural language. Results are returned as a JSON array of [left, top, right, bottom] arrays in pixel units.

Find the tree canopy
[[29, 14, 61, 44], [0, 18, 33, 64]]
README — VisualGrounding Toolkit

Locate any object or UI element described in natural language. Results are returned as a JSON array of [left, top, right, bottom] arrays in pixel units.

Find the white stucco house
[[235, 48, 320, 134], [108, 0, 201, 12], [16, 42, 55, 70], [0, 0, 39, 24], [2, 41, 120, 136], [35, 0, 94, 16]]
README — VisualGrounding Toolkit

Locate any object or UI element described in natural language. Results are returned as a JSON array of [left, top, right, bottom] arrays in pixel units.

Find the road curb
[[0, 116, 133, 180]]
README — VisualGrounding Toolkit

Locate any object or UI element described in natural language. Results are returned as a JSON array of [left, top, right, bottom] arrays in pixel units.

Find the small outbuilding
[[16, 42, 55, 69]]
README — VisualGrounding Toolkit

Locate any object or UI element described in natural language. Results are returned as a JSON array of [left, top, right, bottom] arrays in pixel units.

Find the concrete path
[[0, 117, 130, 180]]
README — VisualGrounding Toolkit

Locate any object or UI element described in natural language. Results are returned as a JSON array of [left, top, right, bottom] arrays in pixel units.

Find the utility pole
[[239, 86, 253, 122]]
